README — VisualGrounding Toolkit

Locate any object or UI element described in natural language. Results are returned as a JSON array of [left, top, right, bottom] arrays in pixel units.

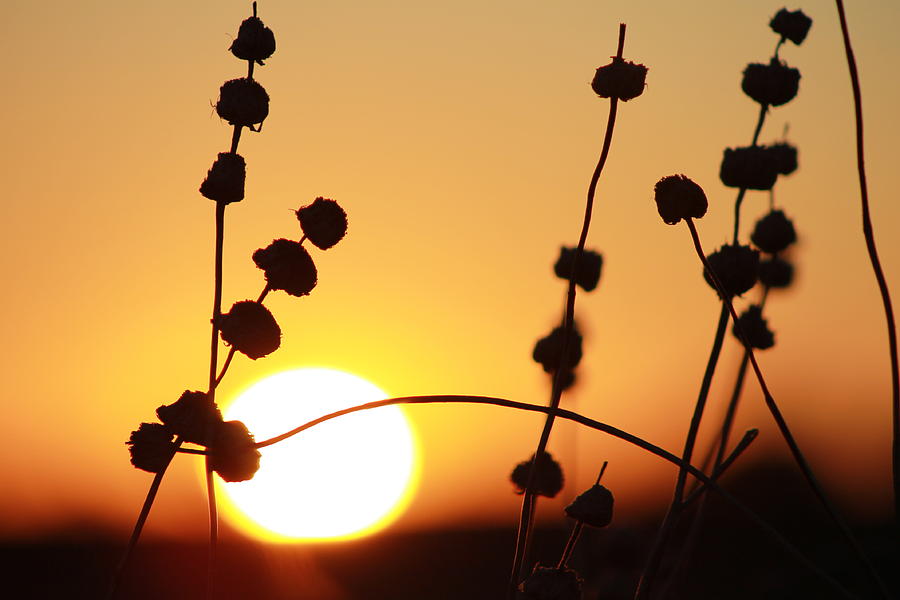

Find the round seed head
[[218, 300, 281, 359], [732, 304, 775, 350], [768, 142, 798, 176], [770, 8, 812, 45], [519, 565, 582, 600], [230, 16, 276, 64], [751, 209, 797, 253], [556, 369, 576, 392], [703, 244, 760, 298], [253, 238, 318, 297], [742, 59, 800, 107], [127, 423, 175, 473], [653, 174, 708, 225], [511, 451, 564, 498], [209, 420, 261, 482], [554, 247, 603, 292], [296, 197, 348, 250], [591, 57, 648, 102], [759, 255, 794, 289], [199, 152, 246, 204], [565, 483, 614, 528], [156, 391, 223, 446], [532, 325, 583, 373], [719, 146, 779, 191], [216, 78, 270, 127]]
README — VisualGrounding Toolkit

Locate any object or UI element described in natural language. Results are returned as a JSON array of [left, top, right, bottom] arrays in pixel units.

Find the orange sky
[[2, 0, 899, 541]]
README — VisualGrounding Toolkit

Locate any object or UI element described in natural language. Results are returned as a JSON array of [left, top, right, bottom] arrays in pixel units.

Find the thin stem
[[714, 348, 752, 467], [835, 0, 900, 523], [510, 24, 625, 596], [684, 429, 758, 505], [732, 103, 769, 243], [557, 521, 584, 570], [686, 218, 891, 600]]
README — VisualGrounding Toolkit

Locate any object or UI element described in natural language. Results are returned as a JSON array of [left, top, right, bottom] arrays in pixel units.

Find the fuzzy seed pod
[[216, 78, 270, 127], [519, 565, 582, 600], [732, 304, 775, 350], [554, 247, 603, 292], [295, 197, 348, 250], [199, 152, 246, 204], [253, 238, 318, 297], [511, 451, 564, 498], [156, 390, 223, 446], [565, 483, 615, 528], [532, 325, 583, 374], [703, 244, 760, 298], [751, 210, 797, 253], [208, 420, 261, 482], [742, 59, 800, 107], [719, 146, 779, 191], [556, 369, 576, 392], [770, 8, 812, 46], [759, 256, 794, 288], [653, 174, 708, 225], [230, 16, 276, 64], [591, 57, 648, 102], [768, 142, 798, 176], [218, 300, 281, 359], [127, 423, 175, 473]]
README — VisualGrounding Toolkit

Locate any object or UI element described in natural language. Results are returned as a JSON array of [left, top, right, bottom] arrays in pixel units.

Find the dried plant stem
[[509, 24, 625, 597], [835, 0, 900, 521], [732, 103, 768, 243], [213, 284, 270, 388], [686, 218, 891, 600], [556, 461, 607, 569]]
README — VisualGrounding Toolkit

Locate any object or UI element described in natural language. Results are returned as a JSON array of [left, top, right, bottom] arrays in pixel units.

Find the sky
[[2, 0, 899, 542]]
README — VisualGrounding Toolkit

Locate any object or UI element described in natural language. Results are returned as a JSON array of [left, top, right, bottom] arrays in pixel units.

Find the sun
[[214, 368, 419, 542]]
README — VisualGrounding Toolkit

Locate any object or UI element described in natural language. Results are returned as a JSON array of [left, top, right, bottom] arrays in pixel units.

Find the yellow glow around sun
[[214, 368, 419, 542]]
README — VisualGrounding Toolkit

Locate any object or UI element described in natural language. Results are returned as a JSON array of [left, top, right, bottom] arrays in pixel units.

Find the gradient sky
[[2, 0, 899, 541]]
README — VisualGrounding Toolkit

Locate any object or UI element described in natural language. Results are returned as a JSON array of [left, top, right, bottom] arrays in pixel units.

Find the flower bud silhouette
[[532, 325, 583, 373], [759, 255, 794, 289], [127, 423, 175, 473], [770, 8, 813, 46], [553, 247, 603, 292], [742, 59, 800, 107], [720, 146, 779, 190], [732, 304, 775, 350], [230, 16, 276, 64], [591, 57, 648, 102], [565, 483, 614, 527], [216, 78, 270, 127], [218, 300, 281, 359], [511, 451, 564, 498], [703, 244, 760, 298], [769, 142, 798, 176], [253, 238, 318, 297], [519, 565, 582, 600], [653, 174, 708, 225], [156, 391, 222, 446], [295, 197, 348, 250], [208, 420, 261, 482], [751, 209, 797, 253], [199, 152, 246, 204]]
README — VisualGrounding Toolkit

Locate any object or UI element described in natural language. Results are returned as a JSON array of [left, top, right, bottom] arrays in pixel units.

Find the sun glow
[[215, 368, 419, 542]]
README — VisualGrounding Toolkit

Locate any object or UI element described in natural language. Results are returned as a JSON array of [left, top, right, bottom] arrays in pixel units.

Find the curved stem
[[213, 284, 271, 389], [835, 0, 900, 523]]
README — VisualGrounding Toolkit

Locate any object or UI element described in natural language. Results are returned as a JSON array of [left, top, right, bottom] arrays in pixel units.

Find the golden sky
[[2, 0, 899, 540]]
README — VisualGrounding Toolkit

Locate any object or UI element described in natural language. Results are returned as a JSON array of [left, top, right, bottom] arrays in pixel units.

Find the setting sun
[[214, 368, 419, 542]]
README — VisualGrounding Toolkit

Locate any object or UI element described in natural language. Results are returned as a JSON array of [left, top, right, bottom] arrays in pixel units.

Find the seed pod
[[156, 390, 222, 446], [742, 59, 800, 107], [732, 304, 775, 350], [759, 256, 794, 289], [519, 565, 582, 600], [703, 244, 760, 298], [230, 16, 276, 64], [770, 8, 812, 46], [127, 423, 175, 473], [511, 451, 564, 498], [554, 247, 603, 292], [565, 483, 614, 528], [751, 210, 797, 253], [653, 174, 708, 225], [208, 420, 261, 482], [218, 300, 281, 359], [719, 146, 779, 191], [532, 325, 583, 373], [199, 152, 246, 204], [556, 369, 576, 392], [295, 197, 348, 250], [591, 57, 648, 102], [253, 238, 318, 297], [216, 78, 270, 127], [768, 142, 798, 176]]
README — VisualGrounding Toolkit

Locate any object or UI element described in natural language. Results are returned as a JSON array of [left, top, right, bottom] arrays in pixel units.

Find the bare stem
[[732, 103, 769, 243]]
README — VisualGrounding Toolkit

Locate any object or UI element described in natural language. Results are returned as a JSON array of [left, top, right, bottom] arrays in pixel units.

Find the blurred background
[[2, 0, 899, 597]]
